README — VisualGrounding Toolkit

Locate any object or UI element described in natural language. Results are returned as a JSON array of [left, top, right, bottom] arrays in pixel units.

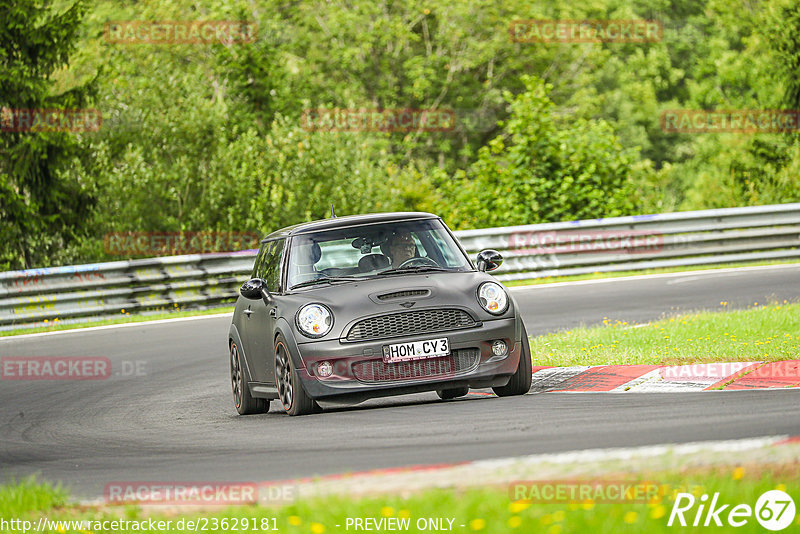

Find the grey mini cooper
[[228, 212, 532, 416]]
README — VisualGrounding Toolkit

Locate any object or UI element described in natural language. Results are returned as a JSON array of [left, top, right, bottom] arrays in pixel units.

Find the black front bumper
[[294, 317, 521, 401]]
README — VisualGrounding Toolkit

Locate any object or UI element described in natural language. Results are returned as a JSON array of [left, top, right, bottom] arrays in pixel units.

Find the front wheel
[[274, 334, 316, 416], [492, 322, 533, 397]]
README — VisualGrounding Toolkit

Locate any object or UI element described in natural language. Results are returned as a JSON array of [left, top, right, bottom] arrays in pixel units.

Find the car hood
[[279, 271, 515, 342]]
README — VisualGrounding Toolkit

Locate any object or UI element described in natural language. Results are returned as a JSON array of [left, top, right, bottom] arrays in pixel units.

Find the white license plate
[[383, 338, 450, 363]]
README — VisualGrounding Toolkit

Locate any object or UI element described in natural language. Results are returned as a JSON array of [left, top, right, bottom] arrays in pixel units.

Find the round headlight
[[296, 303, 333, 338], [478, 282, 508, 315]]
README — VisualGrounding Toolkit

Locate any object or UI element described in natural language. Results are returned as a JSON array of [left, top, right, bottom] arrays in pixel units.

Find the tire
[[274, 334, 315, 416], [437, 387, 469, 400], [492, 322, 533, 397], [230, 341, 269, 415]]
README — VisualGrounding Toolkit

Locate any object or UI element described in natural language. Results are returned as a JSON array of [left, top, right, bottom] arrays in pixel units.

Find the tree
[[0, 0, 97, 270], [441, 76, 638, 229], [675, 0, 800, 209], [771, 0, 800, 110]]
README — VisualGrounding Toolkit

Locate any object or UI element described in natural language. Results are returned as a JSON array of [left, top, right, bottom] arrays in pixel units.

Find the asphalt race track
[[511, 264, 800, 335], [1, 264, 798, 499]]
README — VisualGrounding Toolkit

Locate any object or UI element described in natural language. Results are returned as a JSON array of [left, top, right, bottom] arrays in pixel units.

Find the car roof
[[261, 212, 440, 242]]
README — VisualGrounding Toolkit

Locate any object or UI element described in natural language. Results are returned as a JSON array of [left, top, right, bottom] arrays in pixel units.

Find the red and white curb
[[520, 360, 800, 394]]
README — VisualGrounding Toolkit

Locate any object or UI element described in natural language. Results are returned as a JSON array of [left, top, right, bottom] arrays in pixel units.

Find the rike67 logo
[[668, 490, 796, 531]]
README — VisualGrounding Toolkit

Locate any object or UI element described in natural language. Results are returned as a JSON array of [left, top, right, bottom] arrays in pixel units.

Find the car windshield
[[287, 218, 471, 288]]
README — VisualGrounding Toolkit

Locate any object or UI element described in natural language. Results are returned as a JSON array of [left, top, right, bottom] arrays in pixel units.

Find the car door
[[241, 238, 285, 385]]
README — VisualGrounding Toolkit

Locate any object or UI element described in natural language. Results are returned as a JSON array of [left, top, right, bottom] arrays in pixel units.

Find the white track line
[[469, 435, 789, 470], [0, 313, 232, 342]]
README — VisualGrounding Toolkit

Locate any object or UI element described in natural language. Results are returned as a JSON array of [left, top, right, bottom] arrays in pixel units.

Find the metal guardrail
[[0, 253, 256, 330], [458, 202, 800, 280], [1, 203, 799, 330]]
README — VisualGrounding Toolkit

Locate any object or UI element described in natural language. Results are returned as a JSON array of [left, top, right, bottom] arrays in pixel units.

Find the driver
[[387, 232, 417, 268]]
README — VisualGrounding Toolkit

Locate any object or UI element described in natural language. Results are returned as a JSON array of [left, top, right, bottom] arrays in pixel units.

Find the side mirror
[[240, 278, 271, 301], [476, 249, 503, 272]]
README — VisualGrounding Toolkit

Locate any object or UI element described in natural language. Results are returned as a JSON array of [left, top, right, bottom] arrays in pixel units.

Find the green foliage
[[769, 0, 800, 110], [441, 77, 637, 228], [0, 0, 97, 270], [679, 134, 800, 209], [190, 118, 424, 235], [3, 0, 800, 268], [661, 0, 800, 210], [0, 476, 67, 516]]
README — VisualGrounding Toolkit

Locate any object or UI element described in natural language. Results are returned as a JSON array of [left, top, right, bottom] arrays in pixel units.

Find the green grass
[[0, 306, 235, 337], [529, 301, 800, 367], [0, 478, 68, 517], [2, 467, 798, 533], [504, 259, 800, 287]]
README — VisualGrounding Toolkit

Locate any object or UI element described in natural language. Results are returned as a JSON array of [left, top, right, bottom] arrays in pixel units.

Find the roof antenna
[[330, 203, 336, 218]]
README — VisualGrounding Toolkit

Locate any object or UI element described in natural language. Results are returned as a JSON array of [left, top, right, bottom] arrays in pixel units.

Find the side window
[[252, 243, 269, 279], [258, 239, 285, 292]]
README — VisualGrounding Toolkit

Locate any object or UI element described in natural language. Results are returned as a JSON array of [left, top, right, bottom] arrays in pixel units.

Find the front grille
[[352, 348, 480, 383], [377, 289, 430, 300], [346, 309, 477, 341]]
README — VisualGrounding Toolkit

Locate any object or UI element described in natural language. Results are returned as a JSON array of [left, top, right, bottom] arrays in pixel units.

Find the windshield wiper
[[377, 266, 451, 276], [290, 276, 361, 290]]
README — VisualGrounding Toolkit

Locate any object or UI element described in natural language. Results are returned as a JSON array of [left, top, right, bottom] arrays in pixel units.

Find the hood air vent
[[377, 289, 431, 301]]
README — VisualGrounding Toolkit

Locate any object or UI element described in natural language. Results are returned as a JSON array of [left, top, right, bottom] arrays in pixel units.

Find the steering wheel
[[398, 256, 439, 269]]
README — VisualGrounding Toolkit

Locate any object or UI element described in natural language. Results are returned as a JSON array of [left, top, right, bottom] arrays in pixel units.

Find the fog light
[[491, 340, 507, 356], [317, 361, 333, 377]]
